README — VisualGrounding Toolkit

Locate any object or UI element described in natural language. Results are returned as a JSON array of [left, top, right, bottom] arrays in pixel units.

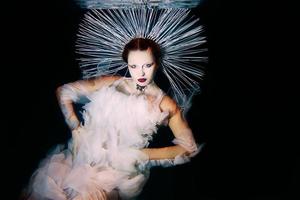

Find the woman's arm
[[141, 95, 198, 160], [56, 76, 121, 130]]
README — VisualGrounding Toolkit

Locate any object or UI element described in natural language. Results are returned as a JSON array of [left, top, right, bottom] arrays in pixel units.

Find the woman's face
[[127, 48, 157, 87]]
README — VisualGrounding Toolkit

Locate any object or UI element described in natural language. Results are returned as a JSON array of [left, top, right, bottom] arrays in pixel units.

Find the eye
[[129, 65, 136, 69], [145, 63, 154, 68]]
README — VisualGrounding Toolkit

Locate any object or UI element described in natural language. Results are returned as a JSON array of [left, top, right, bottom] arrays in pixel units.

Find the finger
[[87, 193, 94, 200], [90, 191, 98, 200], [95, 190, 104, 200], [96, 187, 107, 200]]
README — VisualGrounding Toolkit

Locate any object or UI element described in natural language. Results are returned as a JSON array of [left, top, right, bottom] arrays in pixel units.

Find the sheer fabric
[[26, 78, 199, 200]]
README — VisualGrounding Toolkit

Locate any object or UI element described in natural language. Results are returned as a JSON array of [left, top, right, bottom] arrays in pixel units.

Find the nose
[[141, 66, 145, 76]]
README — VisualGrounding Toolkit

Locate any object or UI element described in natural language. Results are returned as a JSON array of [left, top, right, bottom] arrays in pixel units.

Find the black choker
[[136, 84, 147, 92]]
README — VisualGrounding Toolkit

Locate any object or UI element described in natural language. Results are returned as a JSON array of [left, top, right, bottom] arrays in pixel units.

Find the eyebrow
[[128, 62, 154, 66]]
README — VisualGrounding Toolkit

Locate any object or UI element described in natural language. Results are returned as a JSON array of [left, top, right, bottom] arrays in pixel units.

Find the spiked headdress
[[75, 0, 207, 111]]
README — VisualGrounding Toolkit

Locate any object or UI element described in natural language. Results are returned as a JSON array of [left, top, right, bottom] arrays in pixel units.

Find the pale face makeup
[[127, 49, 157, 87]]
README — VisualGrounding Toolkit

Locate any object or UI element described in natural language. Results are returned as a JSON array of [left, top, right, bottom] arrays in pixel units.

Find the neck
[[136, 84, 147, 93], [131, 80, 155, 94]]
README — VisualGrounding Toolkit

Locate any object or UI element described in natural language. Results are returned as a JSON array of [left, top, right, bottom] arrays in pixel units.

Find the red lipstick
[[138, 78, 147, 83]]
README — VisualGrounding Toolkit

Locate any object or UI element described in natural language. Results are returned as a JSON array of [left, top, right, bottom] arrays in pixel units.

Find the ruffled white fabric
[[26, 78, 199, 200], [27, 78, 168, 199]]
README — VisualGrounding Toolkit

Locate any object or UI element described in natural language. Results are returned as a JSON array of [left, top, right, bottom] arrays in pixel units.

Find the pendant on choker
[[136, 84, 147, 93]]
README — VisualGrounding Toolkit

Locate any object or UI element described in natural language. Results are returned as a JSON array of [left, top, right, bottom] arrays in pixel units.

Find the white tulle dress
[[26, 78, 198, 200]]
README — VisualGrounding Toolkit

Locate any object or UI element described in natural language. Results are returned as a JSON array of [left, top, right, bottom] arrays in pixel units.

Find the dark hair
[[122, 38, 161, 64]]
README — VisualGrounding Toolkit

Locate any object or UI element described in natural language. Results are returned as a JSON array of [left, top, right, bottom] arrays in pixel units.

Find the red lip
[[138, 78, 147, 83]]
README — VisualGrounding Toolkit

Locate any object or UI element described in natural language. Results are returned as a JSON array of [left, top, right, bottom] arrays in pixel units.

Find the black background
[[2, 0, 298, 199]]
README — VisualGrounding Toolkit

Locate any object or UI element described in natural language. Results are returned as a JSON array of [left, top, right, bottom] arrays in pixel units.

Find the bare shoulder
[[159, 95, 180, 117]]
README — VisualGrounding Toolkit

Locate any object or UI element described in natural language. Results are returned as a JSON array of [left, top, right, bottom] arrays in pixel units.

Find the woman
[[25, 38, 199, 200]]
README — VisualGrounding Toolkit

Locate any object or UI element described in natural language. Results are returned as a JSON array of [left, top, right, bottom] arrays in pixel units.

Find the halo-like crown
[[76, 5, 207, 111]]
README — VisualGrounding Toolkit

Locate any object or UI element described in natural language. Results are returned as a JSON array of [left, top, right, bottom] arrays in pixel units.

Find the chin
[[137, 82, 147, 87]]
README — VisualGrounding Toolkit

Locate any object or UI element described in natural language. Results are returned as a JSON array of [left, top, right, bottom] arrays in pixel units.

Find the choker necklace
[[136, 84, 147, 93]]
